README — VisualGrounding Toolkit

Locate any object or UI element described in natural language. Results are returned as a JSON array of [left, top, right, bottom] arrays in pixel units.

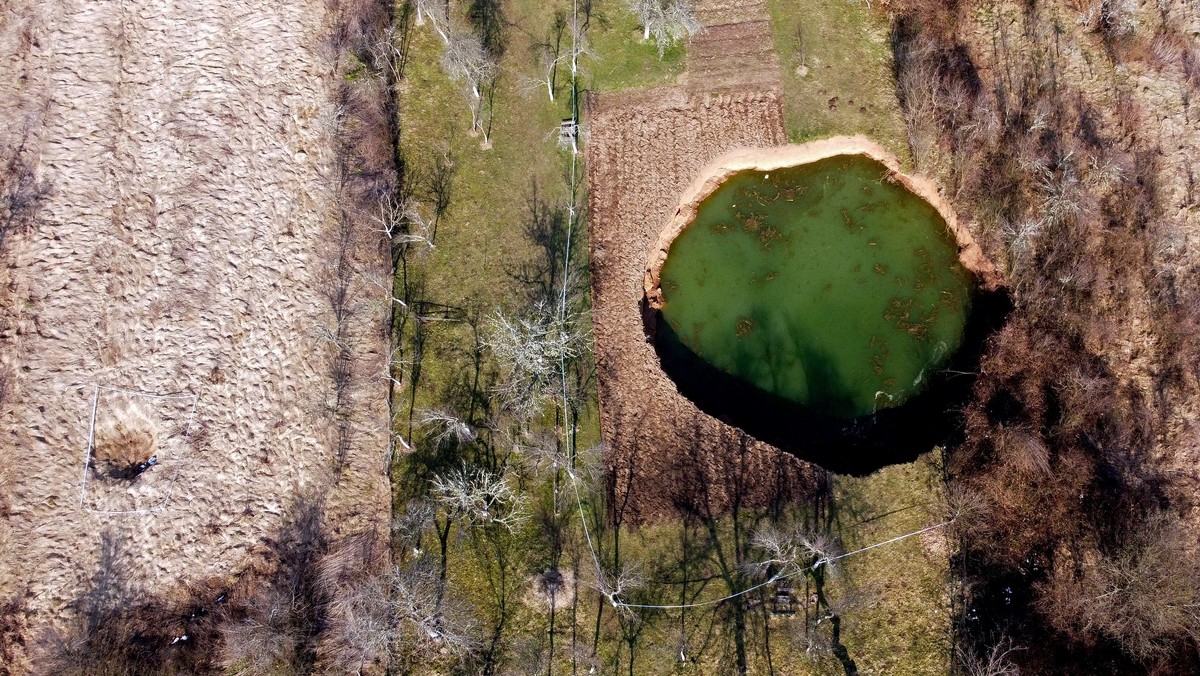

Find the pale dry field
[[0, 0, 390, 661], [587, 3, 818, 521]]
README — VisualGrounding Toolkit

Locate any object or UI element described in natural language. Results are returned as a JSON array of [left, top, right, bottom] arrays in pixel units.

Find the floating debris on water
[[735, 317, 756, 337], [657, 155, 972, 418]]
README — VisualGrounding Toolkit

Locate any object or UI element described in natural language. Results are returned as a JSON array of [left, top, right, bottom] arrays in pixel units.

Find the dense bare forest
[[891, 0, 1200, 671]]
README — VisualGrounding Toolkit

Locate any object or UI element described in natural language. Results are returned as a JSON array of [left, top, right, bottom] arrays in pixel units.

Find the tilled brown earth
[[684, 20, 781, 93], [0, 0, 390, 663], [586, 9, 820, 520]]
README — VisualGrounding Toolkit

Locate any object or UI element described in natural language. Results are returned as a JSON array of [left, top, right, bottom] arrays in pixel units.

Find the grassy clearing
[[828, 456, 951, 674], [580, 455, 950, 674], [397, 30, 567, 311], [586, 5, 686, 92], [767, 0, 910, 162]]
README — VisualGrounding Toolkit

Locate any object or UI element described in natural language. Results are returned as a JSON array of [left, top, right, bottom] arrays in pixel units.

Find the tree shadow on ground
[[649, 288, 1012, 475], [37, 492, 386, 675]]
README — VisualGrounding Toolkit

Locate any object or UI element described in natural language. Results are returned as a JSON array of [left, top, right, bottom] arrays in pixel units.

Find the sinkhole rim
[[636, 136, 1013, 473], [643, 135, 1004, 317]]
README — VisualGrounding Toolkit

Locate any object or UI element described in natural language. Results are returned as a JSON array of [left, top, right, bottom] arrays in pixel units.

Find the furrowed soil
[[0, 0, 390, 664], [587, 1, 818, 521]]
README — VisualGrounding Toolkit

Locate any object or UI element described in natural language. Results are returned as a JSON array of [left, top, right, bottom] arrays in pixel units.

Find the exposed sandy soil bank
[[0, 0, 391, 664], [643, 135, 1005, 310]]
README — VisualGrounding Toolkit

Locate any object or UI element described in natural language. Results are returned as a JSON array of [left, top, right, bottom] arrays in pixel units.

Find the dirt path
[[685, 0, 780, 93], [586, 5, 818, 521], [0, 0, 390, 658]]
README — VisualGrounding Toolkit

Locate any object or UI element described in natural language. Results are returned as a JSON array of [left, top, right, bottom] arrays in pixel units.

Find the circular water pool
[[654, 153, 972, 418]]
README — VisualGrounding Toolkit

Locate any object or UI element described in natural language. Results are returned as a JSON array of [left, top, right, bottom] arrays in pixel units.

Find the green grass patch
[[398, 32, 569, 312], [767, 0, 910, 162], [828, 455, 951, 674], [585, 4, 686, 91], [573, 454, 952, 675]]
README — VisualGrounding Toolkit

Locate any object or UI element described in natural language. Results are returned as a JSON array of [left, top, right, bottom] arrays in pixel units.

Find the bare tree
[[1036, 513, 1200, 661], [485, 303, 585, 421], [748, 523, 860, 675], [413, 0, 451, 42], [394, 498, 437, 558], [566, 2, 594, 84], [625, 0, 701, 56], [442, 28, 499, 141], [375, 192, 435, 253], [593, 558, 646, 610], [391, 563, 481, 656], [367, 19, 415, 87], [510, 429, 576, 478], [432, 462, 528, 532], [748, 525, 839, 581], [957, 636, 1022, 676], [416, 407, 476, 446], [531, 11, 569, 102], [658, 0, 702, 53], [324, 560, 481, 670]]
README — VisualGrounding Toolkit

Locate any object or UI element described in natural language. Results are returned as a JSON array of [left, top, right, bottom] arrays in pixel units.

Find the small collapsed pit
[[643, 137, 1008, 474]]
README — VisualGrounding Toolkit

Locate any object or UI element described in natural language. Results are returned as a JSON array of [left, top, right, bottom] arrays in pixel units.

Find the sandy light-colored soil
[[586, 2, 821, 521], [642, 136, 1005, 309], [0, 0, 391, 662]]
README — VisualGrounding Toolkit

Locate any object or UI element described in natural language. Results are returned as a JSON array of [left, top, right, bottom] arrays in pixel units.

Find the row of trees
[[384, 0, 592, 666], [413, 0, 503, 143]]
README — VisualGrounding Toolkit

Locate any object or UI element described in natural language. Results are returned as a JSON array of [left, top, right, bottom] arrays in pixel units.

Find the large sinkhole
[[644, 143, 1010, 475]]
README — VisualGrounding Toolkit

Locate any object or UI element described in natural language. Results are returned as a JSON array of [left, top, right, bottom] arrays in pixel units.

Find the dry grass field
[[0, 0, 391, 667]]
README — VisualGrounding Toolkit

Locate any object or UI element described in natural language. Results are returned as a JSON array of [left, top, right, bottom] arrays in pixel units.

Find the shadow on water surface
[[647, 289, 1013, 475]]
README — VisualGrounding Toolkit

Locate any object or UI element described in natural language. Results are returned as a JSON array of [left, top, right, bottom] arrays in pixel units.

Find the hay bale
[[91, 400, 159, 480]]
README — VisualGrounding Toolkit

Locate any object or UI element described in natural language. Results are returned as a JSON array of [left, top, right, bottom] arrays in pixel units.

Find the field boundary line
[[79, 384, 199, 515]]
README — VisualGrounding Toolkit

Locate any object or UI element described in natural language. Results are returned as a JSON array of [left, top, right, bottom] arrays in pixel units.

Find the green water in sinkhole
[[658, 154, 973, 419]]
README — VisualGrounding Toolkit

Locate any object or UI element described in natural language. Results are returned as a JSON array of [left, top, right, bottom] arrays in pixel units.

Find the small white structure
[[558, 118, 578, 152]]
